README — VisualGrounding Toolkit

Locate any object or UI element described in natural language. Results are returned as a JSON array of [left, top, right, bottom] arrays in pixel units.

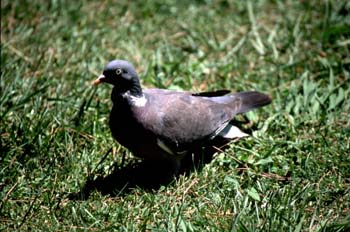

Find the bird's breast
[[109, 104, 169, 160]]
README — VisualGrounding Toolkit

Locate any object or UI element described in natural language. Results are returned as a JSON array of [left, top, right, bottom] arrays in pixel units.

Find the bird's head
[[94, 60, 142, 95]]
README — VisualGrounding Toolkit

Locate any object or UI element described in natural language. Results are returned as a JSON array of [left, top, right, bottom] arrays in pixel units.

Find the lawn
[[1, 0, 350, 231]]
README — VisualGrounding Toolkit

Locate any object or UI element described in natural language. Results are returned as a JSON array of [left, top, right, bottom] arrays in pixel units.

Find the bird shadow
[[68, 140, 229, 200], [68, 118, 252, 200]]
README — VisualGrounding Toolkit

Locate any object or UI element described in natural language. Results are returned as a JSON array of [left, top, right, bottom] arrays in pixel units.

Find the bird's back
[[128, 89, 270, 154]]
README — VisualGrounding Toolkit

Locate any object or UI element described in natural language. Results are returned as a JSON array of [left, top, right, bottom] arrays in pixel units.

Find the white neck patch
[[123, 92, 147, 107]]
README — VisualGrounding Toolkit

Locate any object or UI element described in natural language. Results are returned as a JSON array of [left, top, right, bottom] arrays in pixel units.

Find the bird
[[93, 60, 271, 174]]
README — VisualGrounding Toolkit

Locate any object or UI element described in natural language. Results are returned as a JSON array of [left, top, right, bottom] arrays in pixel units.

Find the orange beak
[[93, 74, 105, 86]]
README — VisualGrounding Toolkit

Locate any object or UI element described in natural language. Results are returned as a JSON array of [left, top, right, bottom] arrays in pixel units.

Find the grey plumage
[[94, 60, 272, 164]]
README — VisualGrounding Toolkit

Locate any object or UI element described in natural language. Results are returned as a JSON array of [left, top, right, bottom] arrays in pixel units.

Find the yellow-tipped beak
[[93, 74, 105, 86]]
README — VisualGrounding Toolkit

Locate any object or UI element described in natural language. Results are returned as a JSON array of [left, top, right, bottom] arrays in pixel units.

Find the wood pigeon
[[94, 60, 271, 172]]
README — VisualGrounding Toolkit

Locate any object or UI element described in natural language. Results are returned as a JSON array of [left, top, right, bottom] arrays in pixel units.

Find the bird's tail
[[234, 91, 272, 114]]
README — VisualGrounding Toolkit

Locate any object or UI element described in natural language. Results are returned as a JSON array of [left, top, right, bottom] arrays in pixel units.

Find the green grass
[[1, 0, 350, 231]]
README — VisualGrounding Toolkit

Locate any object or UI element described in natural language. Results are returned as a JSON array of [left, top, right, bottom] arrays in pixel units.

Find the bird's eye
[[116, 68, 122, 75]]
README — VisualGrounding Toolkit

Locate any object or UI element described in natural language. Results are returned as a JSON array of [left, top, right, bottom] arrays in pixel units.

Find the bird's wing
[[204, 91, 272, 114], [191, 89, 231, 97], [134, 89, 242, 154]]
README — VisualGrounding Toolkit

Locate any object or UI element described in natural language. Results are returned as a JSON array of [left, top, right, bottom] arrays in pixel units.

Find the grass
[[1, 0, 350, 231]]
